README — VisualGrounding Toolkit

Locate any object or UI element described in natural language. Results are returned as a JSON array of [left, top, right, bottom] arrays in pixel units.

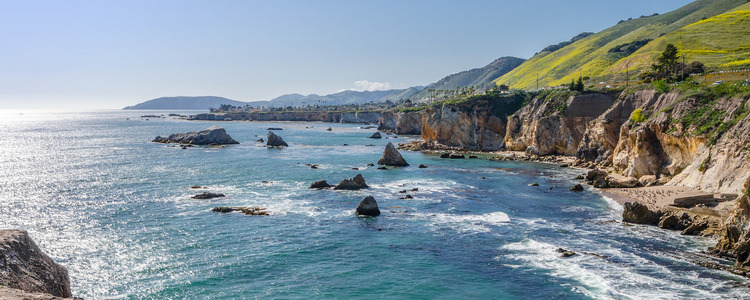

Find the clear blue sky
[[0, 0, 692, 109]]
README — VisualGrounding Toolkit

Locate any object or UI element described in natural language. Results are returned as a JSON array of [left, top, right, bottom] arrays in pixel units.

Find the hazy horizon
[[0, 0, 692, 109]]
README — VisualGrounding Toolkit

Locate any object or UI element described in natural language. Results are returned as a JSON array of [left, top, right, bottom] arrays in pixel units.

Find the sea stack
[[368, 132, 382, 139], [152, 126, 239, 145], [0, 230, 73, 298], [334, 174, 368, 190], [267, 131, 289, 147], [377, 142, 409, 166], [356, 196, 380, 217]]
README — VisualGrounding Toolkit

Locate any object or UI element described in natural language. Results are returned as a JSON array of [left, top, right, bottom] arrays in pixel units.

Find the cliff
[[0, 230, 74, 298], [377, 110, 423, 135]]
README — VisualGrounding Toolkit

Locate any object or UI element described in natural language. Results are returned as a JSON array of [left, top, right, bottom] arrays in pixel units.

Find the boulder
[[606, 175, 639, 188], [266, 131, 289, 147], [256, 138, 264, 142], [622, 202, 661, 224], [418, 164, 428, 168], [586, 169, 607, 182], [326, 127, 332, 131], [658, 215, 680, 229], [152, 126, 239, 145], [334, 174, 368, 190], [449, 154, 465, 159], [570, 184, 584, 192], [440, 153, 450, 158], [529, 183, 539, 187], [0, 230, 72, 298], [356, 196, 380, 217], [682, 222, 708, 236], [377, 142, 409, 166], [266, 127, 283, 130], [639, 175, 658, 187], [192, 192, 225, 199], [309, 180, 332, 189], [369, 132, 382, 139]]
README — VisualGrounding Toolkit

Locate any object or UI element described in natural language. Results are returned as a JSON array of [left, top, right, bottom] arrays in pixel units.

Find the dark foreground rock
[[309, 180, 332, 189], [570, 184, 584, 192], [266, 131, 289, 147], [153, 126, 239, 145], [356, 196, 380, 217], [622, 202, 662, 224], [192, 192, 226, 199], [334, 174, 368, 190], [377, 142, 409, 166], [0, 230, 73, 298], [369, 132, 382, 139]]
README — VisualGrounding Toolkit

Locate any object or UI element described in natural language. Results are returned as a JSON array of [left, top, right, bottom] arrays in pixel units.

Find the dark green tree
[[569, 79, 576, 91], [652, 43, 680, 81], [575, 76, 584, 91]]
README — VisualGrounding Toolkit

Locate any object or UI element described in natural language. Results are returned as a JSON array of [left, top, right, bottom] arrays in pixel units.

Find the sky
[[0, 0, 693, 109]]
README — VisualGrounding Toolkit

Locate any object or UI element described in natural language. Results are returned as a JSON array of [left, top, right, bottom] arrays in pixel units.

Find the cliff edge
[[0, 230, 74, 299]]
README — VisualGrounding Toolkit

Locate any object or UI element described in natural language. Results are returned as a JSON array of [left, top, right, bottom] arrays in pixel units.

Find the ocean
[[1, 110, 748, 299]]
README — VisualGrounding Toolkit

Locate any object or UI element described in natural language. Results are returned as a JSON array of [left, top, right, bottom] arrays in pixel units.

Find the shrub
[[652, 80, 670, 93], [630, 108, 647, 123]]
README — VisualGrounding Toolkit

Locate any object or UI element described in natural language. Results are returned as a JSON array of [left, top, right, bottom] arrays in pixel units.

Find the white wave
[[410, 211, 510, 233]]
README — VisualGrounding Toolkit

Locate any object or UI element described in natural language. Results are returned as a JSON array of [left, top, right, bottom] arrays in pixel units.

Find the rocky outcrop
[[309, 180, 332, 189], [622, 202, 662, 224], [153, 126, 239, 145], [378, 110, 423, 135], [377, 142, 409, 166], [355, 196, 380, 217], [334, 174, 368, 190], [368, 132, 382, 139], [192, 192, 225, 199], [212, 206, 268, 215], [266, 131, 289, 147], [505, 92, 617, 155], [711, 179, 750, 270], [0, 230, 72, 298]]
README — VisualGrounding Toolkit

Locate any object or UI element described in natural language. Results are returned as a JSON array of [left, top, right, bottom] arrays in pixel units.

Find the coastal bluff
[[0, 230, 76, 299]]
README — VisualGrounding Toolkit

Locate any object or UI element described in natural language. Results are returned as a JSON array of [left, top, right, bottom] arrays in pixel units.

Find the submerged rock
[[557, 248, 577, 258], [153, 126, 239, 145], [440, 153, 450, 158], [449, 154, 465, 159], [369, 132, 382, 139], [356, 196, 380, 217], [212, 206, 268, 215], [0, 230, 73, 298], [267, 127, 283, 130], [266, 131, 289, 147], [418, 164, 428, 168], [192, 192, 226, 199], [570, 184, 584, 192], [377, 142, 409, 166], [334, 174, 368, 190], [310, 180, 332, 189]]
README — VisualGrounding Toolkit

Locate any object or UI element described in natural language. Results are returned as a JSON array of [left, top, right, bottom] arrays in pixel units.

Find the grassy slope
[[494, 0, 747, 89]]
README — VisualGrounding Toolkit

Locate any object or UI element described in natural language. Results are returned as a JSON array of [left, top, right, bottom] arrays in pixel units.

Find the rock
[[377, 142, 409, 166], [334, 174, 368, 190], [440, 153, 450, 158], [658, 215, 680, 229], [152, 126, 239, 145], [682, 222, 708, 236], [449, 154, 465, 159], [369, 132, 382, 139], [266, 131, 289, 147], [256, 138, 264, 142], [639, 175, 658, 187], [192, 192, 225, 199], [606, 175, 639, 188], [309, 180, 332, 189], [356, 196, 380, 217], [212, 207, 268, 215], [556, 248, 577, 258], [586, 169, 608, 182], [311, 165, 318, 169], [559, 163, 569, 168], [570, 184, 584, 192], [469, 155, 478, 159], [0, 230, 72, 298], [377, 166, 387, 170], [267, 127, 283, 130], [622, 202, 661, 224], [418, 164, 428, 168], [398, 190, 407, 193], [404, 194, 413, 199], [190, 185, 204, 189], [326, 127, 332, 131], [529, 183, 539, 187], [574, 175, 584, 180]]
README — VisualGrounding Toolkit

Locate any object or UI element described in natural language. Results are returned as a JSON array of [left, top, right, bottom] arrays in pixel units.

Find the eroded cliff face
[[505, 93, 617, 155], [712, 178, 750, 270], [421, 96, 522, 151], [378, 111, 423, 135]]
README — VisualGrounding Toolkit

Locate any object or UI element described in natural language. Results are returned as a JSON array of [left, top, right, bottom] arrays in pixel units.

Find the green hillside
[[411, 56, 524, 100], [494, 0, 749, 89]]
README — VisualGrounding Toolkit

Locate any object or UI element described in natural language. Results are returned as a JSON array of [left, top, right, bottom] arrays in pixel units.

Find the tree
[[497, 84, 510, 92], [651, 43, 680, 81], [575, 77, 584, 91], [569, 79, 576, 91]]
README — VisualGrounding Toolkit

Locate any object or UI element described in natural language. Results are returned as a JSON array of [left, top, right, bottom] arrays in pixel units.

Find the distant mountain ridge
[[409, 56, 524, 100], [123, 96, 247, 110]]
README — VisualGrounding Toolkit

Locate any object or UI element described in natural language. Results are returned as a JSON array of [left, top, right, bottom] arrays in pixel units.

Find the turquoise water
[[1, 110, 749, 299]]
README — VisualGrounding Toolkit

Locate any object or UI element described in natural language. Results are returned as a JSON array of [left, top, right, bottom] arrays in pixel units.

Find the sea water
[[1, 110, 748, 299]]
